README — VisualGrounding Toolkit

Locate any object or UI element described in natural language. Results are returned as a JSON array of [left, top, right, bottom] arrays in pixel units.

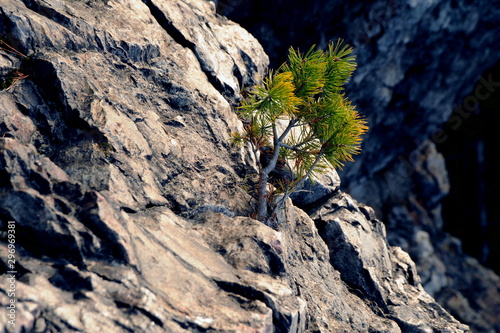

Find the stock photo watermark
[[384, 73, 500, 191], [4, 220, 17, 328], [431, 74, 500, 144]]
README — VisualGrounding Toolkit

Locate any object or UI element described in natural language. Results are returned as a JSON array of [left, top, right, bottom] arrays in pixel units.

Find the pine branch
[[278, 118, 297, 142], [236, 39, 367, 223], [269, 146, 325, 220]]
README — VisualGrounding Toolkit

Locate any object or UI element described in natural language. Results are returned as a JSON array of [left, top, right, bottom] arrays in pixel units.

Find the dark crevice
[[121, 206, 138, 214], [436, 60, 500, 275], [145, 202, 166, 209], [291, 188, 340, 214], [121, 201, 174, 215], [385, 315, 423, 333], [21, 0, 72, 30], [306, 191, 346, 217], [48, 266, 93, 292], [214, 280, 268, 303], [110, 320, 135, 333], [313, 218, 328, 238], [217, 280, 281, 329], [76, 192, 130, 264], [136, 308, 164, 328], [238, 49, 259, 88], [0, 192, 86, 267], [253, 239, 286, 276], [30, 59, 108, 145], [142, 0, 234, 100], [172, 318, 210, 332], [87, 269, 128, 285], [25, 57, 114, 192], [314, 216, 389, 312], [164, 194, 187, 214], [214, 279, 294, 333]]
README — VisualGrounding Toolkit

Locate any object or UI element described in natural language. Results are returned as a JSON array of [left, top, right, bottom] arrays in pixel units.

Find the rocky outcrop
[[0, 0, 479, 331], [0, 133, 469, 332], [222, 1, 500, 332]]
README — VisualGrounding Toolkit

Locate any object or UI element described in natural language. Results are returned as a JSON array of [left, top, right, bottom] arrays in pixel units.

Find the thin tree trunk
[[257, 168, 270, 221], [257, 125, 281, 221], [269, 148, 325, 219]]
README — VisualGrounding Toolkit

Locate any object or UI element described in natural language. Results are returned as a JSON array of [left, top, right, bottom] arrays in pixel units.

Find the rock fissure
[[142, 0, 233, 101]]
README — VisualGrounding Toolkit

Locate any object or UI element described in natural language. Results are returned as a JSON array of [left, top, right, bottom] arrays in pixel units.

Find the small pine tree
[[233, 39, 368, 223]]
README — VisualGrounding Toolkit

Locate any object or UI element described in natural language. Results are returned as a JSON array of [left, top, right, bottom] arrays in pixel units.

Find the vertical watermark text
[[5, 220, 17, 327]]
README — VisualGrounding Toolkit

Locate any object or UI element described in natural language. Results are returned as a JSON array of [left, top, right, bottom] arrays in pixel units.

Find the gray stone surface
[[0, 0, 479, 332]]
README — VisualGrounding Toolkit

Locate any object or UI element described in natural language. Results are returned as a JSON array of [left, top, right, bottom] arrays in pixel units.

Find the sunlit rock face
[[0, 0, 496, 331]]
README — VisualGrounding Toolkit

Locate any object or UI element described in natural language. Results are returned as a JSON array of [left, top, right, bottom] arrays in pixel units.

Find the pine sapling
[[232, 39, 368, 223]]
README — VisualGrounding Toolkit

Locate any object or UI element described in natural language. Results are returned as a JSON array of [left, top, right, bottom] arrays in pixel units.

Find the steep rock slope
[[0, 0, 470, 331], [222, 1, 500, 331]]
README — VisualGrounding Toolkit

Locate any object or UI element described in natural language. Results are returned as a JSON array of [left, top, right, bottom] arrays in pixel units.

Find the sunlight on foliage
[[233, 39, 368, 222]]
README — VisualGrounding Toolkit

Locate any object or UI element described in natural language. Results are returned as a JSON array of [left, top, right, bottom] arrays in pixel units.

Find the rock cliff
[[222, 1, 500, 332], [0, 0, 484, 332]]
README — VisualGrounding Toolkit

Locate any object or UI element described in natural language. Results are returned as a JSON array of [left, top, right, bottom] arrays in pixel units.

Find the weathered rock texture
[[0, 0, 479, 332], [222, 1, 500, 332]]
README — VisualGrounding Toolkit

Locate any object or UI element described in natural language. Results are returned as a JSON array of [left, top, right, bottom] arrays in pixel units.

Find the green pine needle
[[235, 39, 368, 221]]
